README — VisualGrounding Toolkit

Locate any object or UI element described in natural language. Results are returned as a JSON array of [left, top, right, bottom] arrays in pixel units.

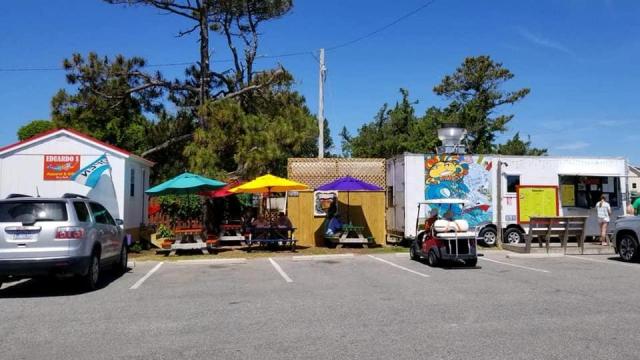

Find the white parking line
[[292, 254, 354, 261], [565, 255, 640, 268], [367, 255, 430, 278], [480, 257, 550, 273], [269, 258, 293, 283], [130, 262, 164, 290]]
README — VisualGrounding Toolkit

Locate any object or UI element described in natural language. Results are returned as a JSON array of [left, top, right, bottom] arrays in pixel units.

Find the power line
[[0, 1, 436, 72], [0, 52, 316, 72], [325, 0, 437, 51]]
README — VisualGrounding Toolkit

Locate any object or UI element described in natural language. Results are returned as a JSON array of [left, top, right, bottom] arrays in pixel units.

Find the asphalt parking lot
[[1, 251, 640, 360]]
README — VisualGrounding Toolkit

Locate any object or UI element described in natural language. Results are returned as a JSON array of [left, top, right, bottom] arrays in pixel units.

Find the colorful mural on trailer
[[424, 154, 493, 227]]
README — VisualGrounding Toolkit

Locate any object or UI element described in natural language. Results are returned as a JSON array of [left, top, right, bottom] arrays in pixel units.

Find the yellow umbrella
[[230, 174, 308, 193], [230, 174, 308, 223]]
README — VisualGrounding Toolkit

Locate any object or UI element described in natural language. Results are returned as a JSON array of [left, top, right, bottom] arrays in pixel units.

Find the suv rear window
[[0, 201, 68, 222]]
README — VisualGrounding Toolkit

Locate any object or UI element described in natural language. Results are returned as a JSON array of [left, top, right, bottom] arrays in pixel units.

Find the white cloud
[[556, 141, 590, 150], [518, 28, 575, 56]]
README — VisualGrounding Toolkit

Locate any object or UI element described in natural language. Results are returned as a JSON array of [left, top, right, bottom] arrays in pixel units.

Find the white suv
[[0, 194, 127, 290]]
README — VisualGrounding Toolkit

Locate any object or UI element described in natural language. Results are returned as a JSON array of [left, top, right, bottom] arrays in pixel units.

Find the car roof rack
[[6, 193, 33, 199], [62, 193, 89, 199]]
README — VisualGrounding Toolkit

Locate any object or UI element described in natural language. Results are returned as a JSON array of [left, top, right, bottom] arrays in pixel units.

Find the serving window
[[559, 175, 619, 208]]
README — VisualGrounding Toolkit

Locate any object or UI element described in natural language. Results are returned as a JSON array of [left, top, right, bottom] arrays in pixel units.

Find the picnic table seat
[[324, 221, 371, 248], [246, 227, 297, 252]]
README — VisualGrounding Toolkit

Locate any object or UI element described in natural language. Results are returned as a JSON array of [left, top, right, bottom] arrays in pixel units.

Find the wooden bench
[[525, 216, 588, 254]]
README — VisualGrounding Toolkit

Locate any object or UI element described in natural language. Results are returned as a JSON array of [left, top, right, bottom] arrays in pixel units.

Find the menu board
[[560, 184, 575, 207], [43, 154, 80, 180], [517, 186, 559, 223]]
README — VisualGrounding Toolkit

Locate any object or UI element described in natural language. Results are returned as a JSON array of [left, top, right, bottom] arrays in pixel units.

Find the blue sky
[[1, 0, 638, 163]]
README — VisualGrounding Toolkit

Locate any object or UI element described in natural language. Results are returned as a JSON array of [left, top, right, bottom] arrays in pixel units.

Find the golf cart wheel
[[618, 233, 639, 262], [409, 242, 420, 261], [466, 258, 478, 267], [505, 228, 524, 244], [427, 250, 439, 267], [479, 227, 497, 246]]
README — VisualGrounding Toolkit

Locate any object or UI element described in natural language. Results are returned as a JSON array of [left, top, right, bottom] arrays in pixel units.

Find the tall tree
[[105, 0, 292, 125], [496, 132, 547, 156], [17, 120, 56, 140], [51, 53, 163, 153], [433, 55, 530, 153], [340, 89, 439, 158], [184, 72, 317, 178]]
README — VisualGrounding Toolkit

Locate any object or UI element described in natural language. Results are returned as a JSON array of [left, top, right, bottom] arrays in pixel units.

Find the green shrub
[[157, 224, 174, 238], [158, 194, 202, 227]]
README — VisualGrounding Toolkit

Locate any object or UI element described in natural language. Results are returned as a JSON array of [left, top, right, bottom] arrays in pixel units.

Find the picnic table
[[326, 223, 371, 248], [218, 223, 245, 244], [247, 226, 297, 252], [168, 228, 214, 256]]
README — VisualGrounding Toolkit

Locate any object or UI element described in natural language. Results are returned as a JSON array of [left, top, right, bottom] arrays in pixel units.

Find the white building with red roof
[[0, 128, 153, 240]]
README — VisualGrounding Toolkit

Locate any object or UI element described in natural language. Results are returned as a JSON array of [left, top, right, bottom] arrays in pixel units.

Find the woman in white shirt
[[596, 195, 612, 246]]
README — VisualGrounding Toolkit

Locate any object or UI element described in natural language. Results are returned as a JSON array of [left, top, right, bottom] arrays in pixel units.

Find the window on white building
[[506, 175, 520, 193], [130, 168, 135, 197]]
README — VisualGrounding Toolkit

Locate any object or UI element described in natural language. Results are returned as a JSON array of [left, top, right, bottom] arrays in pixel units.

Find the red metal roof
[[0, 128, 154, 166]]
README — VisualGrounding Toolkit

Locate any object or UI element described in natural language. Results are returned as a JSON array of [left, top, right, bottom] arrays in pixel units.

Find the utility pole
[[496, 158, 504, 249], [317, 48, 326, 158]]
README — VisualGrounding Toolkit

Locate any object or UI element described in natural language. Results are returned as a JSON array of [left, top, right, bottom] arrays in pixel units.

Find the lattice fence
[[287, 158, 386, 189]]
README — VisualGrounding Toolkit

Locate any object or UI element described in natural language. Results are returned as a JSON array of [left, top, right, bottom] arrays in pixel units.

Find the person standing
[[596, 195, 612, 246], [632, 197, 640, 216]]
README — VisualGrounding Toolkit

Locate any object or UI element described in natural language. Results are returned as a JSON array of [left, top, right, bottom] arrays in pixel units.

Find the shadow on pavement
[[0, 268, 130, 298]]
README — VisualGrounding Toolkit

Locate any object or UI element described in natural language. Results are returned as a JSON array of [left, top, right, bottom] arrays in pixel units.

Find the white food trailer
[[386, 153, 629, 244]]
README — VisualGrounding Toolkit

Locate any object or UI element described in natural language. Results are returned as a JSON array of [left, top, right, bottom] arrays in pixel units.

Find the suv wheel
[[618, 234, 638, 262], [115, 243, 128, 275], [82, 251, 101, 290], [505, 228, 524, 244], [479, 228, 497, 246]]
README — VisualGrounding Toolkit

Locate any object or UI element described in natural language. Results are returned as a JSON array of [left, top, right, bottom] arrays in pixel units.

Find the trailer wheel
[[410, 242, 420, 261], [505, 228, 524, 244], [478, 227, 497, 246], [427, 250, 439, 267]]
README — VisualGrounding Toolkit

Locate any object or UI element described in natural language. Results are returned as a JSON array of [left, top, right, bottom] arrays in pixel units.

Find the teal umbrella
[[146, 172, 226, 196]]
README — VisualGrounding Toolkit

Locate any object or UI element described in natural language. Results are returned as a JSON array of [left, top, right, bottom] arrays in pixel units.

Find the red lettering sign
[[43, 154, 80, 180]]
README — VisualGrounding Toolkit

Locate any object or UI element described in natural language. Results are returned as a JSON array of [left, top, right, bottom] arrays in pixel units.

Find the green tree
[[51, 53, 163, 154], [17, 120, 56, 140], [340, 89, 439, 158], [105, 0, 292, 124], [496, 132, 547, 156], [184, 73, 317, 178], [433, 55, 530, 153]]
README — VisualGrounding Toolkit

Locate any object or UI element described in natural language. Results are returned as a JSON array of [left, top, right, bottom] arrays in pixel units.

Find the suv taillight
[[55, 227, 85, 240]]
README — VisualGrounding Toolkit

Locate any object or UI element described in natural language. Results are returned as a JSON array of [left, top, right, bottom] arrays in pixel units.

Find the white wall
[[497, 156, 627, 235], [123, 160, 151, 229], [0, 133, 151, 230], [395, 154, 627, 238]]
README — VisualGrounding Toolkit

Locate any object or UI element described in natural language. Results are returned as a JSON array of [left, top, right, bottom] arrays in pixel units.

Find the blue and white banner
[[71, 154, 111, 188]]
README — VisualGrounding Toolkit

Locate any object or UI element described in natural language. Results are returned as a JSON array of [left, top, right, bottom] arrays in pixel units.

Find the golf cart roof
[[419, 199, 469, 205]]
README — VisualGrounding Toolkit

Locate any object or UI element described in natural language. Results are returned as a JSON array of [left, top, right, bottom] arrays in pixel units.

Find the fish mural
[[424, 154, 492, 226]]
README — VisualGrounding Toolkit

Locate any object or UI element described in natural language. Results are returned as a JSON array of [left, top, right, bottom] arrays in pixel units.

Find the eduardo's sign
[[43, 154, 81, 180]]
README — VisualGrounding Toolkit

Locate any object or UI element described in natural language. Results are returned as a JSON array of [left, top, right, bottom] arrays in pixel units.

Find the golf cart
[[409, 199, 480, 267]]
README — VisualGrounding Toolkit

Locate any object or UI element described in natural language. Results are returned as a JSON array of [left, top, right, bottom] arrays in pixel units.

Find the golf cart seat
[[433, 219, 470, 233], [436, 231, 476, 239]]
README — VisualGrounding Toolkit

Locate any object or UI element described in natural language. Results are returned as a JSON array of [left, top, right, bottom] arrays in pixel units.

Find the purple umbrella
[[316, 176, 383, 223]]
